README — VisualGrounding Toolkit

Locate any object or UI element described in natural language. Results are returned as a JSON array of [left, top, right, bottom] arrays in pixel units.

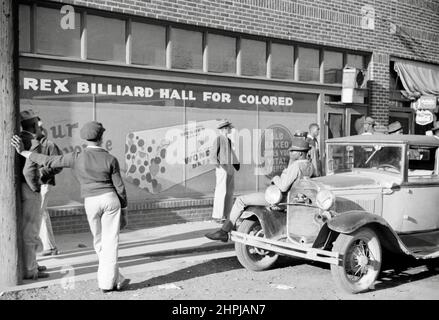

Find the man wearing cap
[[210, 120, 240, 222], [205, 138, 313, 242], [362, 116, 376, 135], [388, 121, 403, 135], [18, 109, 50, 279], [12, 121, 130, 293], [36, 117, 63, 256]]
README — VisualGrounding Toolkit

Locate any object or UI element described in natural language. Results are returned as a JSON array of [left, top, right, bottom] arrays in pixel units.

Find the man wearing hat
[[210, 119, 240, 222], [12, 121, 130, 292], [388, 121, 403, 135], [18, 109, 50, 279], [205, 138, 313, 242], [362, 116, 376, 135]]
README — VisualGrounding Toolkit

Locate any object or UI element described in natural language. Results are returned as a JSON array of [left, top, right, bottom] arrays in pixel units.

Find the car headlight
[[315, 190, 336, 210], [265, 185, 282, 205]]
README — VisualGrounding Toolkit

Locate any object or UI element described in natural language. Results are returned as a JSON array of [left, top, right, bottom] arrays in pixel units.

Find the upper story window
[[271, 43, 294, 80], [87, 15, 126, 62], [19, 4, 370, 85], [208, 33, 236, 74], [19, 5, 31, 53], [36, 6, 81, 57], [131, 22, 166, 67], [241, 38, 266, 77], [324, 50, 343, 84], [298, 47, 319, 82], [346, 54, 365, 70], [171, 28, 203, 70]]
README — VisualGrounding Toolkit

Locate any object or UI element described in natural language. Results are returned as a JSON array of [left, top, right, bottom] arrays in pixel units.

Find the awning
[[394, 60, 439, 100]]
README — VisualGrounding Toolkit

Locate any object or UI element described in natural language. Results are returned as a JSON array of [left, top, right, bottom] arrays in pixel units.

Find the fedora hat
[[217, 119, 233, 129], [388, 121, 403, 134], [289, 138, 310, 151]]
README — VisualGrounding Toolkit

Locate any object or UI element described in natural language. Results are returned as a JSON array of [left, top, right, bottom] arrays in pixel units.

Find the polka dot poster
[[125, 120, 222, 194]]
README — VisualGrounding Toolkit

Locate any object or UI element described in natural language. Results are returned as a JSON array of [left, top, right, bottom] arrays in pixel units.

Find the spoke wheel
[[331, 227, 382, 294], [235, 219, 279, 271]]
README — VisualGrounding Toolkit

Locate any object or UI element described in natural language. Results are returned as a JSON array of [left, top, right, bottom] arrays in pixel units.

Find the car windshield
[[327, 144, 403, 174]]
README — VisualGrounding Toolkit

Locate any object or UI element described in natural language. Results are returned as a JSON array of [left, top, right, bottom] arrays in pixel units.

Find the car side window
[[407, 145, 438, 180]]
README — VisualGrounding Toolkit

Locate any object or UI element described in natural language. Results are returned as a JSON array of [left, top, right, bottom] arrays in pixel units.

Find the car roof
[[326, 134, 439, 146]]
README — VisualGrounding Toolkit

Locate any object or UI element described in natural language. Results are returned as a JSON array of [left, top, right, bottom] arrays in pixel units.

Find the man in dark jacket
[[306, 123, 322, 177], [210, 120, 240, 222], [19, 109, 49, 279], [37, 117, 63, 256]]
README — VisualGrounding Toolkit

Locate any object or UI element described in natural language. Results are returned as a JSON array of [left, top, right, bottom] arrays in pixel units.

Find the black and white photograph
[[1, 0, 439, 307]]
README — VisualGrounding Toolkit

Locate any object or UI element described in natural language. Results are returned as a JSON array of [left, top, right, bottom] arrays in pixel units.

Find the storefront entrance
[[324, 104, 367, 140]]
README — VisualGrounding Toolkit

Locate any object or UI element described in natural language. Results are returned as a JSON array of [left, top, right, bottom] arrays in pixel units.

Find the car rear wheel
[[235, 219, 279, 271], [331, 227, 382, 294]]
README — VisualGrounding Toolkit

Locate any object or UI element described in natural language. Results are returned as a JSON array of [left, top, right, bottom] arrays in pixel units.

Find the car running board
[[230, 231, 340, 265]]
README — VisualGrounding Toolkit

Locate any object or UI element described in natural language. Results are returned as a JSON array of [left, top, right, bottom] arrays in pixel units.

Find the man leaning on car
[[205, 138, 314, 242]]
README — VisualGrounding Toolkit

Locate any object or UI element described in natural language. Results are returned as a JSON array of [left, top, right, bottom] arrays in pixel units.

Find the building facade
[[18, 0, 439, 233]]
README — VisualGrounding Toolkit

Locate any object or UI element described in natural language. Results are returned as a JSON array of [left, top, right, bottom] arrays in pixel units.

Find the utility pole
[[0, 0, 22, 288]]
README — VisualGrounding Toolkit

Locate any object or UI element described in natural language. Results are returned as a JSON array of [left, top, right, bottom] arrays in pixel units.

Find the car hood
[[312, 171, 403, 190]]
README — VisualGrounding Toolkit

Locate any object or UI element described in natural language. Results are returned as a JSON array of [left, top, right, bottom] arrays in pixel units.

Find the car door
[[396, 145, 439, 232]]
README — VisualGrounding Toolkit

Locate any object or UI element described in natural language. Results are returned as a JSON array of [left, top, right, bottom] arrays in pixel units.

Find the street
[[2, 247, 439, 300]]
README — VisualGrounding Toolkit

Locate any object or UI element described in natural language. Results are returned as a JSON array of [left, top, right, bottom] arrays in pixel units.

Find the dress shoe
[[101, 278, 131, 293], [37, 265, 47, 272], [24, 271, 50, 280], [116, 278, 131, 291], [41, 248, 59, 256], [205, 229, 229, 242]]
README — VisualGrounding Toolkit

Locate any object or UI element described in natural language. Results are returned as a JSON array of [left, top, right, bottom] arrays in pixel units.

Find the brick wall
[[49, 197, 215, 234], [40, 0, 439, 127]]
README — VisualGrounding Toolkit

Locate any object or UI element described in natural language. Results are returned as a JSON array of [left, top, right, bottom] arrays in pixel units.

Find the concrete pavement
[[1, 220, 234, 293]]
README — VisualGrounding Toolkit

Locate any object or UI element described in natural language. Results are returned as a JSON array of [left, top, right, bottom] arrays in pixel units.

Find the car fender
[[327, 210, 413, 256], [327, 211, 391, 234], [240, 206, 286, 239]]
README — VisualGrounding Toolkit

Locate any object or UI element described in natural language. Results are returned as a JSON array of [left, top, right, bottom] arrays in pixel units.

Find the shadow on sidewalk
[[38, 228, 221, 261], [127, 256, 243, 291]]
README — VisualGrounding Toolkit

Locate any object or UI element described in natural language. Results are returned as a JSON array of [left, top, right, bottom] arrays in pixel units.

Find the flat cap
[[364, 116, 376, 125], [20, 109, 39, 122], [289, 138, 310, 151], [80, 121, 106, 141], [217, 119, 233, 129], [388, 121, 402, 134]]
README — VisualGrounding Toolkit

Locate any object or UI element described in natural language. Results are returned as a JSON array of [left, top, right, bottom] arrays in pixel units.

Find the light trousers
[[84, 192, 125, 290], [224, 192, 268, 231], [22, 183, 43, 278], [39, 184, 57, 251], [212, 166, 235, 220]]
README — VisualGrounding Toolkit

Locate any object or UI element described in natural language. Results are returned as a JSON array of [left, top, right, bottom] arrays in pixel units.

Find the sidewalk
[[1, 220, 234, 293]]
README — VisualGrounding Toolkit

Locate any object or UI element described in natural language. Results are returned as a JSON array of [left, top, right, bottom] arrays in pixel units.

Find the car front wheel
[[235, 219, 279, 271], [331, 227, 382, 294]]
